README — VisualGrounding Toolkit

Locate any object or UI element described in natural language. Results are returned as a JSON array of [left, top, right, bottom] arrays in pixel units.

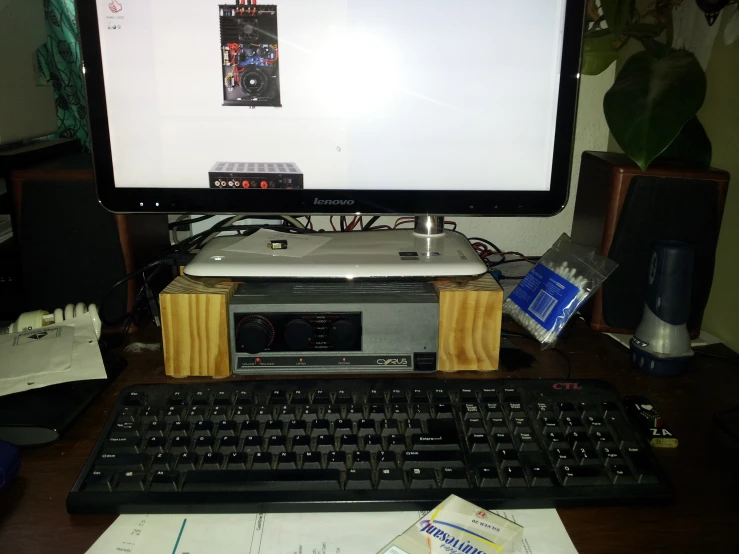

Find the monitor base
[[185, 223, 487, 279]]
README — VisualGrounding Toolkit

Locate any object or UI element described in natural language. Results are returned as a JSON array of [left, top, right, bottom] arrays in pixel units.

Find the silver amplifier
[[228, 281, 439, 374]]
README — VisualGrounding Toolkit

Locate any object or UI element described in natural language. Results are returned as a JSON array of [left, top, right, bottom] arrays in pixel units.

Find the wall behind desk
[[699, 21, 739, 353]]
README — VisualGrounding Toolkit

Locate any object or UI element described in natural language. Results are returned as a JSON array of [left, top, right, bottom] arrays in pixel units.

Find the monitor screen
[[78, 0, 584, 214]]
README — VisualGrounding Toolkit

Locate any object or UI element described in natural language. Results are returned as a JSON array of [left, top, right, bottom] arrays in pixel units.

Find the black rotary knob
[[284, 318, 314, 350], [236, 316, 274, 354], [328, 319, 358, 350]]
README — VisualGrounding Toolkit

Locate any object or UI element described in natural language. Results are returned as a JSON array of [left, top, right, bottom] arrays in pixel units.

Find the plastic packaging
[[378, 495, 523, 554], [503, 233, 618, 348]]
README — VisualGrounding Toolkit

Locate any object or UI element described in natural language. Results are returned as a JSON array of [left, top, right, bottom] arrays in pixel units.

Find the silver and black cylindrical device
[[630, 240, 694, 376]]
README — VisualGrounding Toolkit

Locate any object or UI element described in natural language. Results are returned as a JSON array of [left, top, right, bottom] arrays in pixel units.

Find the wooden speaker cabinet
[[571, 151, 729, 337], [160, 274, 503, 377]]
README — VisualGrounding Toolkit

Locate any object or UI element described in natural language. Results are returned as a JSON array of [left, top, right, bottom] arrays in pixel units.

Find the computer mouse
[[0, 440, 21, 493]]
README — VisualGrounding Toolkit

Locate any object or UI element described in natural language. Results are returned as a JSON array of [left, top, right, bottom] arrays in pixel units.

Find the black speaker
[[10, 155, 138, 324], [571, 151, 729, 337]]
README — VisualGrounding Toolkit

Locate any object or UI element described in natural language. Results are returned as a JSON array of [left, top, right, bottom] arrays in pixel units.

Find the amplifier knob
[[329, 319, 358, 350], [284, 318, 313, 350], [236, 316, 274, 354]]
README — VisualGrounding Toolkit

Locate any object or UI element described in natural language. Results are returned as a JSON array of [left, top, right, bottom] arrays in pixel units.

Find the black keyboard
[[67, 379, 672, 513]]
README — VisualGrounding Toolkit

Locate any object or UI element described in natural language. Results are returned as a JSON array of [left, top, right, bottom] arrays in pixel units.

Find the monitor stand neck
[[413, 216, 445, 237]]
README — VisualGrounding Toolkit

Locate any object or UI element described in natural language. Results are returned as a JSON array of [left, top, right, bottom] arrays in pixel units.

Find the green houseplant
[[582, 0, 713, 170]]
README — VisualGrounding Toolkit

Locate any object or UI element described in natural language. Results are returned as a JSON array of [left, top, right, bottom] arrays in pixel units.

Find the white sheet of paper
[[223, 229, 332, 258], [84, 509, 577, 554], [0, 313, 107, 397]]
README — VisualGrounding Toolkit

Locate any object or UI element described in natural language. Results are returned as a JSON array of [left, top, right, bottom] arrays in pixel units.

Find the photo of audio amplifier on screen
[[209, 161, 303, 189], [220, 3, 281, 107]]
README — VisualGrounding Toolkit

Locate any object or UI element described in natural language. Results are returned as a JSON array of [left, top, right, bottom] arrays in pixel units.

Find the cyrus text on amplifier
[[209, 162, 303, 189], [229, 281, 439, 374]]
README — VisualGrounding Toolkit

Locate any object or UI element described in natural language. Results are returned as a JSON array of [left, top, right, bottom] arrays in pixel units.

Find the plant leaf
[[582, 33, 620, 75], [604, 50, 706, 170], [658, 116, 712, 167], [600, 0, 633, 37]]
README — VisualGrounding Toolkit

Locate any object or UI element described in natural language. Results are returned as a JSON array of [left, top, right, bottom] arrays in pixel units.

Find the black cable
[[340, 217, 346, 231], [365, 216, 379, 229], [501, 331, 572, 380], [488, 258, 541, 267], [168, 215, 215, 229]]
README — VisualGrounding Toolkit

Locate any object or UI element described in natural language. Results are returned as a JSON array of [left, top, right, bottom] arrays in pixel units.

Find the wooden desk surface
[[1, 320, 737, 553]]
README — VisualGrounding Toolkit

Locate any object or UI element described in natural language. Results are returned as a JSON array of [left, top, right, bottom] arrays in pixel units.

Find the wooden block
[[434, 273, 503, 372], [160, 276, 238, 378]]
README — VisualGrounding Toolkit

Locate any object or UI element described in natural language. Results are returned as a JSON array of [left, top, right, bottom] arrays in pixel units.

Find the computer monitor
[[77, 0, 583, 217]]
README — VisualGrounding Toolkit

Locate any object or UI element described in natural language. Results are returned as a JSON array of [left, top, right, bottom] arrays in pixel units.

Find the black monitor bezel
[[76, 0, 585, 216]]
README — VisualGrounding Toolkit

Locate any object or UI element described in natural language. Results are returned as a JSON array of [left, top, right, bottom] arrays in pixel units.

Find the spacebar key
[[182, 470, 341, 491]]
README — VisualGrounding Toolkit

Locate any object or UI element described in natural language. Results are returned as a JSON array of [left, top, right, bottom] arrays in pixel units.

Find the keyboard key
[[151, 453, 175, 470], [186, 407, 210, 422], [529, 466, 555, 487], [193, 420, 214, 437], [334, 419, 353, 436], [255, 406, 273, 423], [346, 405, 364, 421], [279, 405, 299, 422], [201, 452, 224, 469], [574, 446, 599, 466], [310, 419, 330, 437], [369, 405, 387, 421], [511, 418, 532, 435], [461, 404, 481, 420], [315, 435, 335, 453], [364, 434, 383, 453], [167, 391, 189, 406], [434, 404, 453, 419], [301, 451, 323, 470], [504, 403, 526, 418], [411, 404, 431, 420], [479, 389, 498, 402], [352, 451, 372, 469], [269, 390, 287, 404], [387, 435, 407, 452], [377, 451, 397, 469], [265, 420, 284, 436], [378, 468, 406, 489], [357, 419, 377, 437], [410, 433, 460, 451], [252, 452, 273, 469], [191, 390, 211, 405], [381, 419, 399, 436], [96, 453, 150, 471], [235, 391, 253, 405], [626, 448, 659, 484], [112, 422, 142, 438], [150, 470, 179, 492], [557, 402, 578, 418], [276, 452, 299, 470], [607, 415, 638, 448], [287, 420, 308, 437], [551, 448, 576, 467], [182, 470, 341, 491], [487, 417, 509, 434], [169, 421, 191, 437], [327, 451, 347, 470], [226, 452, 249, 470], [411, 389, 429, 402], [476, 466, 501, 487], [346, 469, 374, 490], [403, 450, 464, 469], [144, 421, 167, 438], [209, 407, 232, 422], [163, 408, 184, 423], [404, 419, 424, 436], [194, 436, 215, 454], [176, 452, 199, 471], [340, 434, 359, 452], [84, 470, 115, 492], [591, 431, 617, 449], [559, 465, 609, 486], [145, 436, 166, 454], [467, 433, 491, 452], [459, 389, 478, 402], [607, 464, 636, 485], [292, 435, 310, 454], [115, 471, 147, 492], [465, 418, 487, 433], [496, 449, 520, 467], [440, 467, 470, 488], [242, 436, 262, 453], [515, 433, 539, 452], [218, 436, 239, 453], [600, 401, 619, 416], [323, 408, 341, 423], [233, 406, 251, 422], [567, 431, 589, 450], [585, 416, 605, 432], [543, 431, 568, 450], [408, 468, 437, 489], [291, 390, 310, 405], [216, 420, 238, 437], [492, 433, 514, 450], [483, 403, 503, 419], [267, 436, 287, 453], [502, 466, 528, 487], [563, 417, 585, 431], [600, 447, 623, 465], [104, 437, 140, 454], [213, 391, 234, 406]]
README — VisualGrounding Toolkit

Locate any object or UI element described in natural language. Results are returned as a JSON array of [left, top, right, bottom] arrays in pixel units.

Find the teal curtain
[[37, 0, 90, 150]]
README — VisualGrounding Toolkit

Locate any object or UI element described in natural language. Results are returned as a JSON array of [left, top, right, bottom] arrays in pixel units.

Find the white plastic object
[[3, 302, 101, 340]]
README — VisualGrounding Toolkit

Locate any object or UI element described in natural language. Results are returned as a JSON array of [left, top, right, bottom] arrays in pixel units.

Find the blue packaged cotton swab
[[503, 233, 618, 349]]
